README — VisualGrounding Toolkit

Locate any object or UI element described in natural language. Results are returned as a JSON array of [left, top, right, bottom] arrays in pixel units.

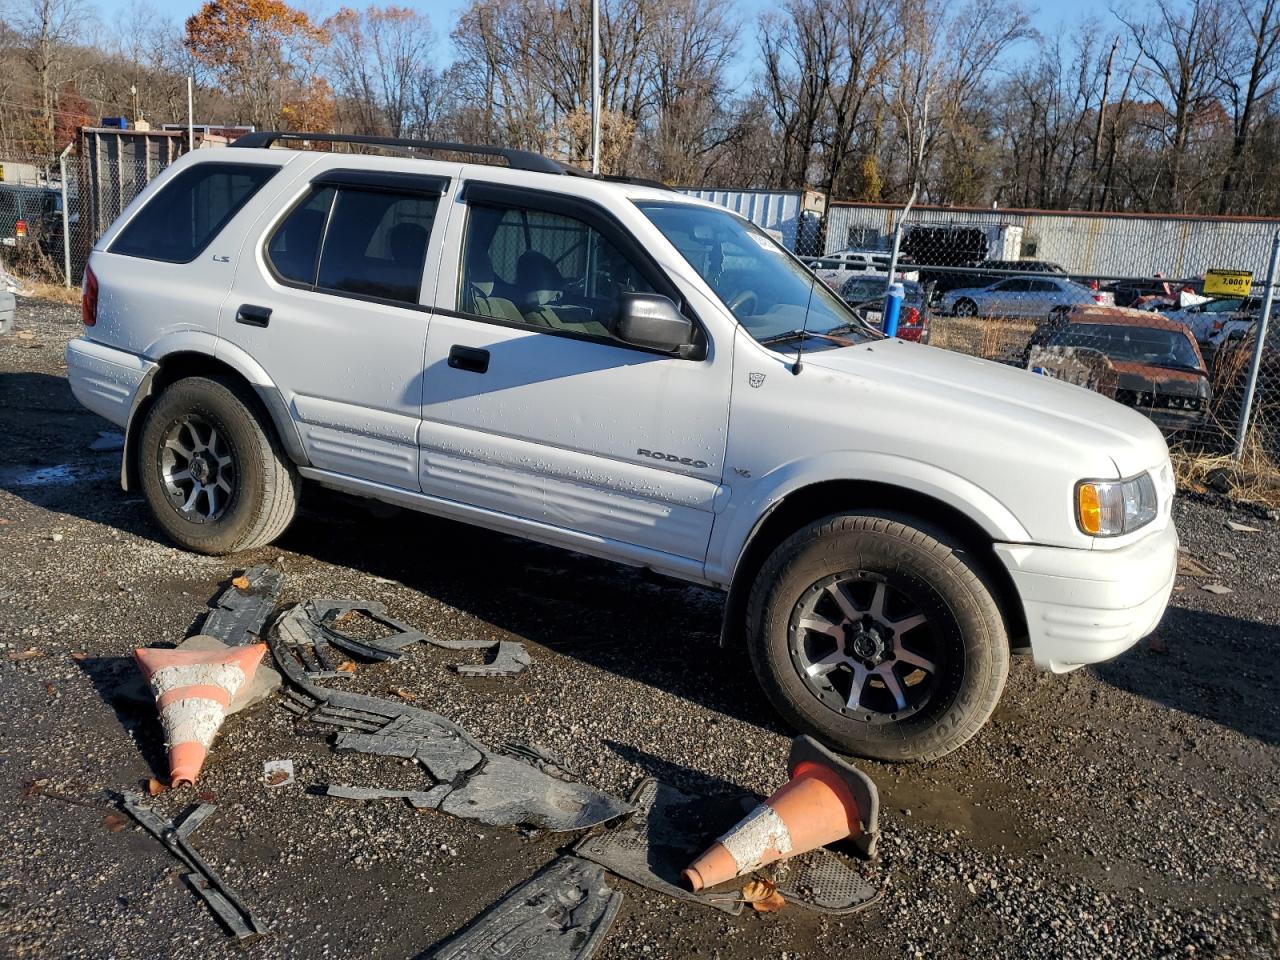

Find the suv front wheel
[[138, 375, 300, 555], [746, 512, 1009, 762]]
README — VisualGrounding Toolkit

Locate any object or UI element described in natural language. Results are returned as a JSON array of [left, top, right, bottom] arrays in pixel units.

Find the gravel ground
[[0, 297, 1277, 960]]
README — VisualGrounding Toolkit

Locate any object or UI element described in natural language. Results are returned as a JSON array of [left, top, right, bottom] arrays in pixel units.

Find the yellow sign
[[1204, 269, 1253, 296]]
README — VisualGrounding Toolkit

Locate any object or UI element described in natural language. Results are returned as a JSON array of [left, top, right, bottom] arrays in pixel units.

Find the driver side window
[[459, 202, 655, 339]]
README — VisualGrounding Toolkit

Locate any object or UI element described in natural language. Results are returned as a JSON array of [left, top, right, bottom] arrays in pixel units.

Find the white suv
[[65, 132, 1177, 761]]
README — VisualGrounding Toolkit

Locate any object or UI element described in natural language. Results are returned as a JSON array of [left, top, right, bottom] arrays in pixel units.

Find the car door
[[984, 278, 1028, 315], [419, 181, 731, 567], [221, 161, 454, 490], [1028, 278, 1066, 316]]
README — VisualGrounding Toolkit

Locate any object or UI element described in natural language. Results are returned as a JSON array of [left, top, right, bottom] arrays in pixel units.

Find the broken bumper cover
[[65, 337, 155, 428], [995, 521, 1178, 673]]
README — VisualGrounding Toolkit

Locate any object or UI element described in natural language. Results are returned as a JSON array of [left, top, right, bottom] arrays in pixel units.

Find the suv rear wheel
[[746, 512, 1009, 762], [138, 375, 299, 555]]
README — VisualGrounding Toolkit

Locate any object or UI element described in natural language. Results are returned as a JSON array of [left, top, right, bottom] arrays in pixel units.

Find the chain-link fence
[[817, 210, 1280, 497], [0, 129, 188, 289]]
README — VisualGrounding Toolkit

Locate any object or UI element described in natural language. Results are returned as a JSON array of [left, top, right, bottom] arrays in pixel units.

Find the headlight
[[1076, 473, 1158, 536]]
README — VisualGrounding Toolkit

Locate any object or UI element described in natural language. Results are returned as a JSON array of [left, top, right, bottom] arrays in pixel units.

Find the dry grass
[[1172, 431, 1280, 509], [23, 282, 80, 305], [929, 314, 1037, 363]]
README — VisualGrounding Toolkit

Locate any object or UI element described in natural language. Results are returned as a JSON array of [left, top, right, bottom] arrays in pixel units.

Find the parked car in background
[[1025, 307, 1211, 437], [941, 275, 1111, 318], [805, 248, 919, 285], [0, 287, 13, 335], [1105, 276, 1200, 309], [0, 182, 64, 258], [1160, 295, 1260, 349], [839, 275, 931, 342], [922, 258, 1068, 297]]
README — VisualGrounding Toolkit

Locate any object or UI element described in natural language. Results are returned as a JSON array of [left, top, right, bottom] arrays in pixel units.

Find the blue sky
[[93, 0, 1123, 82]]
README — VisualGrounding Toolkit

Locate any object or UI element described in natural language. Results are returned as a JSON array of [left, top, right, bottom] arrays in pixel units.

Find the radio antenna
[[793, 254, 821, 375]]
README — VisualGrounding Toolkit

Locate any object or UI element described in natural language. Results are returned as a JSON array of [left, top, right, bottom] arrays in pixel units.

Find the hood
[[804, 338, 1170, 477], [1112, 362, 1210, 398]]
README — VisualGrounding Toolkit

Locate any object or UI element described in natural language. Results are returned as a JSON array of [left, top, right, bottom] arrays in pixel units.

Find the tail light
[[904, 306, 920, 326], [1092, 293, 1104, 302], [82, 265, 98, 327], [14, 219, 26, 239]]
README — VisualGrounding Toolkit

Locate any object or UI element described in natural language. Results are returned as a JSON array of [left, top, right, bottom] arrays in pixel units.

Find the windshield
[[636, 201, 872, 345], [1049, 323, 1202, 369]]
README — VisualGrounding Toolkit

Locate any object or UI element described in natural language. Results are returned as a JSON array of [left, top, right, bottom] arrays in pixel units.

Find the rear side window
[[267, 188, 335, 286], [318, 189, 436, 303], [266, 185, 438, 305], [111, 163, 277, 263]]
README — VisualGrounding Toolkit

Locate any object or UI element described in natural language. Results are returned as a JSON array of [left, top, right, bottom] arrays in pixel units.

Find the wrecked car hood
[[804, 338, 1170, 477]]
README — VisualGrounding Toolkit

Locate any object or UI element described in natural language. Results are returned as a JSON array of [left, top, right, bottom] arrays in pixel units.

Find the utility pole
[[187, 77, 195, 152], [590, 0, 601, 174]]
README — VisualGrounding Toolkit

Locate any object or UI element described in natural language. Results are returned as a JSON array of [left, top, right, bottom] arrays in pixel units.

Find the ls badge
[[748, 372, 766, 388]]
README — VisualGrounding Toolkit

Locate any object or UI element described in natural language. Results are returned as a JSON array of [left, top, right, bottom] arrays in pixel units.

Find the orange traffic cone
[[134, 644, 266, 786], [682, 736, 880, 892]]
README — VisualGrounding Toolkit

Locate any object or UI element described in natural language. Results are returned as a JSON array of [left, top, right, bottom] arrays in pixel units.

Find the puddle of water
[[0, 463, 112, 488]]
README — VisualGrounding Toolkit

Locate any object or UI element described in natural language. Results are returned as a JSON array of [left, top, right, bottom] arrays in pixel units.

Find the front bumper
[[994, 521, 1178, 672], [65, 337, 155, 428]]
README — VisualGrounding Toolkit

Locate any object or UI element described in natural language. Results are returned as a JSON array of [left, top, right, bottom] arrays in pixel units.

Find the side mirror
[[615, 293, 695, 354]]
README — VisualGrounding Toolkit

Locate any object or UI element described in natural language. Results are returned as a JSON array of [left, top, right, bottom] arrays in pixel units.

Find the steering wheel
[[727, 289, 759, 314]]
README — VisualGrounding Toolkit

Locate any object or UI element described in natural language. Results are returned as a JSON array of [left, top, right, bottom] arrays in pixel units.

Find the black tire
[[746, 512, 1009, 762], [138, 375, 299, 555], [954, 298, 978, 317]]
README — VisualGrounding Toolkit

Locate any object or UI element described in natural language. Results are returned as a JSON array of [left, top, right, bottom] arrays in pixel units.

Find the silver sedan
[[941, 275, 1107, 318]]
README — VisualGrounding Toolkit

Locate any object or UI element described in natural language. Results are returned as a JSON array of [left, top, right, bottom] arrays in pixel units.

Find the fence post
[[1233, 227, 1280, 459], [58, 142, 73, 287]]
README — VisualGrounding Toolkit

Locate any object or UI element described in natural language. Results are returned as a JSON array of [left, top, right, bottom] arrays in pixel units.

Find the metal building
[[825, 202, 1280, 279], [679, 188, 824, 255]]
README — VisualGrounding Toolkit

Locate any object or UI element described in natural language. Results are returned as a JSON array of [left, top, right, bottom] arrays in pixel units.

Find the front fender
[[704, 450, 1031, 585]]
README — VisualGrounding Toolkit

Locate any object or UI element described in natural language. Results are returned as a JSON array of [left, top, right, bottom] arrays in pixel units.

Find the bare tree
[[1216, 0, 1280, 211], [6, 0, 88, 155], [1118, 0, 1229, 208], [327, 6, 434, 138]]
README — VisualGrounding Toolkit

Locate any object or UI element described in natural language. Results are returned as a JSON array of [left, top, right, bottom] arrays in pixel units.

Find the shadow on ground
[[1094, 605, 1280, 748]]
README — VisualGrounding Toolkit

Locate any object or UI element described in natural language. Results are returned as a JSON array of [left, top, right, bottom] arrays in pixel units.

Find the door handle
[[236, 304, 272, 328], [448, 345, 490, 374]]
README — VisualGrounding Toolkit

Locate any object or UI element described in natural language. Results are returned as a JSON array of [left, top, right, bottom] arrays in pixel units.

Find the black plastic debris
[[770, 848, 881, 915], [120, 793, 267, 941], [308, 600, 426, 660], [333, 715, 630, 832], [453, 640, 531, 677], [424, 857, 620, 960], [266, 624, 630, 832], [273, 605, 350, 678], [273, 600, 430, 676], [501, 741, 578, 782], [574, 778, 746, 916], [202, 566, 283, 646]]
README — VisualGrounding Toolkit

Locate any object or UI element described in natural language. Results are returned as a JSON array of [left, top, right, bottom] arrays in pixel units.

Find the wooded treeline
[[4, 0, 1280, 215]]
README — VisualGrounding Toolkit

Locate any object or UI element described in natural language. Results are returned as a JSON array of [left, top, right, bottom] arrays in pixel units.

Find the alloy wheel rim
[[787, 572, 943, 724], [159, 414, 236, 523]]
